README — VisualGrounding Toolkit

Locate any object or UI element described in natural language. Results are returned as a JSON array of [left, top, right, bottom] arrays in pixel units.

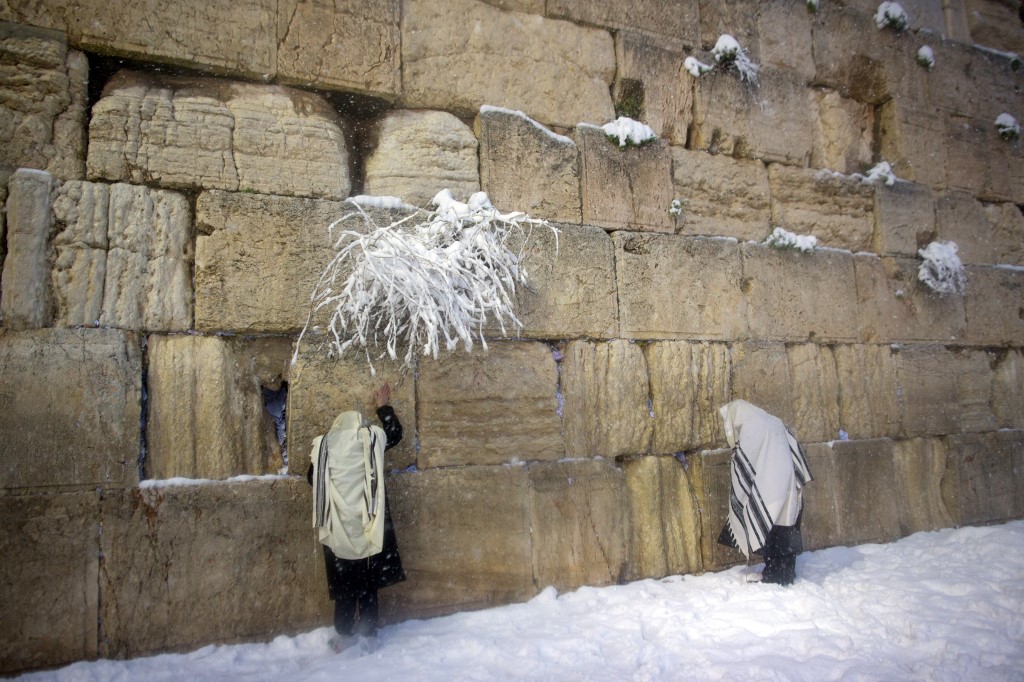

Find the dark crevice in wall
[[261, 381, 288, 468], [138, 334, 149, 482]]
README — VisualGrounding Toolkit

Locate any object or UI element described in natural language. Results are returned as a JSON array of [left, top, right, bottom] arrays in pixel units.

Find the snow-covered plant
[[917, 241, 966, 295], [807, 0, 820, 13], [875, 2, 909, 31], [297, 190, 557, 372], [668, 199, 687, 217], [712, 34, 760, 84], [916, 45, 935, 70], [602, 116, 657, 148], [765, 226, 817, 253], [996, 113, 1020, 140], [863, 161, 897, 186], [684, 56, 713, 78]]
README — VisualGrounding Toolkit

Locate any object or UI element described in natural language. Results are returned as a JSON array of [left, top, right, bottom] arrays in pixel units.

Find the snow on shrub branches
[[296, 190, 557, 372], [918, 241, 966, 296]]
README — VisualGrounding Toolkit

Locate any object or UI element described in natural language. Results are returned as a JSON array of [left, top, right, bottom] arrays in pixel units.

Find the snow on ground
[[22, 521, 1024, 682]]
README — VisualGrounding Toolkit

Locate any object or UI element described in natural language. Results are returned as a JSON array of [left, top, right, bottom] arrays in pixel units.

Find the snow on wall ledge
[[1, 0, 1023, 674]]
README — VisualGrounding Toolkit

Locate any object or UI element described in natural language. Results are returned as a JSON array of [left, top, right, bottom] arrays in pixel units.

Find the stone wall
[[1, 0, 1023, 674]]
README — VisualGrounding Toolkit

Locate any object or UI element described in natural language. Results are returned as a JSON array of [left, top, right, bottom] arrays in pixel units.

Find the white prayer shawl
[[310, 410, 387, 560], [720, 400, 813, 558]]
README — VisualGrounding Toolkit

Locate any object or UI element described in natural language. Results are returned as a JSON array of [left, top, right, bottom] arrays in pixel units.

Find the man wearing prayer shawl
[[717, 400, 813, 586]]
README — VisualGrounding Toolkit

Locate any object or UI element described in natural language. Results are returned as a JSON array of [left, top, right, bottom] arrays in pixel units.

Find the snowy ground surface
[[23, 521, 1024, 682]]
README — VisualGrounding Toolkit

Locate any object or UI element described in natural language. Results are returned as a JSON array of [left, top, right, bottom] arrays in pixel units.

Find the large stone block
[[49, 180, 107, 326], [691, 66, 814, 166], [615, 233, 746, 340], [984, 201, 1024, 267], [0, 328, 141, 490], [853, 255, 967, 343], [0, 492, 99, 674], [561, 340, 652, 459], [962, 265, 1024, 346], [741, 242, 859, 342], [943, 115, 1024, 204], [287, 347, 416, 476], [383, 466, 535, 620], [730, 342, 795, 428], [98, 479, 324, 658], [788, 343, 842, 443], [872, 181, 935, 258], [754, 0, 815, 82], [670, 147, 770, 242], [966, 0, 1024, 54], [696, 0, 757, 59], [0, 22, 86, 180], [944, 431, 1024, 525], [194, 191, 367, 333], [834, 344, 901, 439], [507, 222, 619, 339], [810, 89, 873, 175], [645, 340, 730, 454], [0, 0, 277, 78], [417, 342, 563, 467], [276, 0, 400, 97], [613, 31, 693, 146], [877, 101, 948, 189], [529, 459, 628, 590], [547, 0, 700, 47], [895, 345, 997, 437], [993, 349, 1024, 429], [0, 168, 56, 329], [576, 125, 674, 233], [400, 0, 615, 129], [622, 455, 703, 580], [892, 437, 956, 536], [88, 71, 350, 200], [926, 39, 1021, 123], [364, 110, 479, 207], [147, 335, 290, 481], [800, 443, 841, 551], [688, 448, 745, 571], [768, 164, 876, 253], [830, 438, 902, 546], [475, 107, 581, 224], [934, 191, 995, 266]]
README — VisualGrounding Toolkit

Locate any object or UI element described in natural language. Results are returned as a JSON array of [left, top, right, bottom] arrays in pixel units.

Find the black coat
[[307, 406, 406, 597]]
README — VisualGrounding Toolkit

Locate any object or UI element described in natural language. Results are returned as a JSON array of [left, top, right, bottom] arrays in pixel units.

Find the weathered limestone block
[[0, 328, 141, 489], [529, 459, 628, 590], [576, 125, 674, 233], [834, 344, 901, 439], [622, 455, 703, 581], [670, 147, 770, 241], [88, 71, 350, 200], [966, 0, 1024, 53], [615, 233, 746, 340], [943, 431, 1024, 526], [561, 340, 652, 459], [741, 243, 859, 342], [788, 343, 842, 443], [691, 66, 814, 167], [276, 0, 400, 96], [99, 479, 324, 658], [505, 222, 619, 339], [926, 40, 1021, 122], [475, 107, 581, 224], [754, 0, 815, 82], [146, 335, 288, 481], [768, 164, 875, 252], [696, 0, 757, 58], [730, 342, 795, 428], [993, 349, 1024, 429], [548, 0, 699, 46], [877, 101, 949, 189], [984, 202, 1024, 267], [613, 31, 693, 146], [645, 340, 730, 454], [962, 265, 1024, 346], [799, 443, 841, 551], [287, 347, 415, 476], [853, 255, 967, 343], [872, 181, 935, 258], [401, 0, 615, 129], [0, 492, 99, 674], [892, 437, 956, 536], [810, 90, 873, 174], [0, 169, 56, 329], [383, 466, 534, 620], [194, 191, 367, 333], [934, 191, 995, 266], [829, 438, 901, 546], [944, 116, 1024, 204], [417, 342, 563, 467], [895, 345, 997, 437], [50, 180, 108, 326], [364, 110, 479, 207], [0, 0, 277, 78], [0, 23, 86, 180], [688, 448, 744, 571]]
